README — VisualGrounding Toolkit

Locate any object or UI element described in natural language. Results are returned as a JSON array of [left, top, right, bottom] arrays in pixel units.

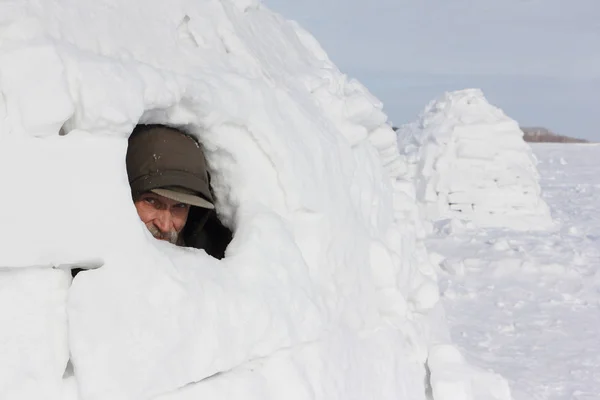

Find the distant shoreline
[[521, 127, 590, 144]]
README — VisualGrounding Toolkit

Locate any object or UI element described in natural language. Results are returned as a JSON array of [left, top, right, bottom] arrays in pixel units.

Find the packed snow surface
[[432, 143, 600, 400], [0, 1, 511, 400], [397, 89, 553, 231]]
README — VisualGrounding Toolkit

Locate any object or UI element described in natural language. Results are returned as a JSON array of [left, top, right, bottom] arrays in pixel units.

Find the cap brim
[[130, 170, 213, 205], [151, 188, 215, 209]]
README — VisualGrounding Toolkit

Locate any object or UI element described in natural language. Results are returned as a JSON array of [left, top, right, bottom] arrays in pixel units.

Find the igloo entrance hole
[[128, 123, 233, 259]]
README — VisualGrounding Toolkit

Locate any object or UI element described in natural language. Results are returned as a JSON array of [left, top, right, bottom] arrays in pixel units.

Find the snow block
[[0, 44, 73, 137], [0, 268, 70, 400]]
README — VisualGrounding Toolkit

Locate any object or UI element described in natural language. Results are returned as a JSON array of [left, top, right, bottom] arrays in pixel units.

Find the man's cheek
[[175, 219, 186, 233]]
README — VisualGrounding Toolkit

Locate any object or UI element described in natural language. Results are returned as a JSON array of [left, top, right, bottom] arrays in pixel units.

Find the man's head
[[126, 125, 214, 244]]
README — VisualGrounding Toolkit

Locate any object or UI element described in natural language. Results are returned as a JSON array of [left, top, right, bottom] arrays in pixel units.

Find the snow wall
[[0, 2, 510, 400], [397, 89, 554, 231]]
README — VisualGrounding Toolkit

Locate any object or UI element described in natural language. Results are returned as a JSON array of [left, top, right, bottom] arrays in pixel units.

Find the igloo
[[397, 89, 554, 231], [0, 2, 511, 400]]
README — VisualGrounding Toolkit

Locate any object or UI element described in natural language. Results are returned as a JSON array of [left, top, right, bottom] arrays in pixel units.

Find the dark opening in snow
[[183, 206, 232, 259], [128, 123, 233, 259]]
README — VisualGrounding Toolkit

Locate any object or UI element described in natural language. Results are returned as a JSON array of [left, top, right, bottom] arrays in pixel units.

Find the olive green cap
[[126, 125, 214, 209]]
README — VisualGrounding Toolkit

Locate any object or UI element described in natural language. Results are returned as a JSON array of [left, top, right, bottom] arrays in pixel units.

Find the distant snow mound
[[397, 89, 553, 231]]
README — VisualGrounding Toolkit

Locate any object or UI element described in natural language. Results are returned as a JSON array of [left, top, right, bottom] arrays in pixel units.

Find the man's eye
[[174, 203, 189, 209], [144, 198, 156, 205]]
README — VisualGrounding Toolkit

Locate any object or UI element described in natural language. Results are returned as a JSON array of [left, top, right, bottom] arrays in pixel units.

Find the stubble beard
[[146, 223, 179, 245]]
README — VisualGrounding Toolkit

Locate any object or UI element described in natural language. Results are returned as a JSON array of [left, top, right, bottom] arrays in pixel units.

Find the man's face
[[134, 192, 191, 244]]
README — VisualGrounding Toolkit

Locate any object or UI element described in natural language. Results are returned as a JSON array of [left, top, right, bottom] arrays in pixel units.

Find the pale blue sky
[[264, 0, 600, 141]]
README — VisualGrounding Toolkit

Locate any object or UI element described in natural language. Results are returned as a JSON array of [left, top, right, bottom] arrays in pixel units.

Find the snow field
[[431, 144, 600, 400], [0, 1, 506, 400], [397, 89, 554, 231]]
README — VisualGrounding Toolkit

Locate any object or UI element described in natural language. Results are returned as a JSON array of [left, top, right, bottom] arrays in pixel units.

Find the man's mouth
[[146, 224, 179, 244]]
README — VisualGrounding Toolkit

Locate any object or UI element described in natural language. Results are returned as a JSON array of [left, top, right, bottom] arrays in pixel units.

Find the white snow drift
[[397, 89, 553, 231], [0, 1, 510, 400]]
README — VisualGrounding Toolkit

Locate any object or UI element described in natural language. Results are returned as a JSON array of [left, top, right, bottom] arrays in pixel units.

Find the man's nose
[[154, 209, 174, 232]]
